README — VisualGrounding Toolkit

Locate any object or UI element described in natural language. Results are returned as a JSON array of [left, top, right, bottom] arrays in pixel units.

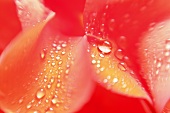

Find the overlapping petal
[[0, 15, 95, 112]]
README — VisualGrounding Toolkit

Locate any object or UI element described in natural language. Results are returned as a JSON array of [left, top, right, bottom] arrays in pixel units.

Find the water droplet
[[108, 19, 115, 31], [51, 62, 56, 66], [27, 103, 32, 109], [91, 59, 97, 64], [56, 56, 60, 60], [113, 78, 118, 83], [61, 43, 67, 48], [115, 49, 124, 60], [51, 96, 58, 104], [103, 79, 108, 83], [40, 50, 46, 59], [57, 46, 61, 51], [118, 62, 127, 71], [65, 69, 69, 74], [99, 53, 105, 58], [19, 97, 24, 104], [52, 43, 57, 47], [117, 36, 127, 49], [45, 108, 55, 113], [97, 40, 112, 54], [57, 83, 61, 88], [36, 88, 46, 99], [165, 39, 170, 50]]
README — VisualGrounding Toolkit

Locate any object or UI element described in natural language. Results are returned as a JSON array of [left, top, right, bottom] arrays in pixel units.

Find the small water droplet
[[36, 88, 46, 99], [51, 62, 56, 66], [165, 39, 170, 50], [118, 62, 127, 71], [56, 56, 60, 60], [103, 79, 108, 83], [57, 46, 61, 51], [97, 40, 112, 54], [57, 83, 61, 88], [99, 53, 105, 58], [113, 78, 118, 83], [115, 49, 124, 60], [40, 50, 46, 59], [45, 108, 55, 113], [65, 69, 69, 74], [108, 19, 115, 31], [51, 96, 58, 104], [27, 103, 32, 109], [91, 59, 97, 64], [61, 43, 67, 48], [52, 43, 57, 47]]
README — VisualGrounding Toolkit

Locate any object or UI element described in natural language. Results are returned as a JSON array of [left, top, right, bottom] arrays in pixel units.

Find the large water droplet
[[97, 40, 112, 54], [36, 88, 46, 99]]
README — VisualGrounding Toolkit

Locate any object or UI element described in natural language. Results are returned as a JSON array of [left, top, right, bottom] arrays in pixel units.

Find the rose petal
[[138, 19, 170, 113], [0, 0, 21, 54], [0, 17, 95, 112], [84, 0, 151, 101]]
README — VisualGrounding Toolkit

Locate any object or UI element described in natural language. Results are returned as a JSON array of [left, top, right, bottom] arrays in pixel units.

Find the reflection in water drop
[[36, 88, 46, 99], [97, 40, 112, 54]]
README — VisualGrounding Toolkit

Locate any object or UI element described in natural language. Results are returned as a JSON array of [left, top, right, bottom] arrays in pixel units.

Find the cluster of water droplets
[[18, 38, 76, 112], [86, 33, 138, 94]]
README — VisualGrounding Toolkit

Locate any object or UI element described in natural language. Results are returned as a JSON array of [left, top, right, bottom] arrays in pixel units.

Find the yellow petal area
[[86, 35, 151, 101], [0, 19, 94, 113]]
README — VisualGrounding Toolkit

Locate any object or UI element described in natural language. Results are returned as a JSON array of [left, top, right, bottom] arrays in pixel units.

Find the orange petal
[[139, 19, 170, 113], [85, 34, 151, 101], [84, 0, 151, 101], [0, 18, 95, 112]]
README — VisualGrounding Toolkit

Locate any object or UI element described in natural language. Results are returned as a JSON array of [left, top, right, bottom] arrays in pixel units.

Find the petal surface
[[139, 19, 170, 113], [0, 17, 94, 113], [84, 0, 151, 100]]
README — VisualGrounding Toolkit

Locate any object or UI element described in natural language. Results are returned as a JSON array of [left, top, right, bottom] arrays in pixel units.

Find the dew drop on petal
[[118, 62, 127, 71], [113, 78, 118, 83], [165, 39, 170, 50], [40, 50, 46, 59], [36, 88, 46, 99], [45, 108, 55, 113], [108, 19, 115, 31], [97, 40, 112, 54], [115, 49, 124, 60]]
